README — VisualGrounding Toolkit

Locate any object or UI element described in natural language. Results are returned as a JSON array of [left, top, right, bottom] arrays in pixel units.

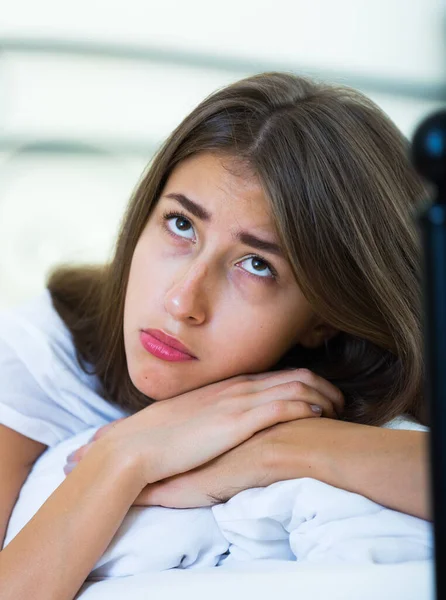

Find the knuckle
[[286, 380, 307, 395], [295, 368, 314, 382], [294, 399, 310, 412], [267, 400, 287, 417]]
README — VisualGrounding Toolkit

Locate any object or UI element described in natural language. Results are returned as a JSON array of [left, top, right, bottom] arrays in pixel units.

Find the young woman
[[0, 72, 429, 600]]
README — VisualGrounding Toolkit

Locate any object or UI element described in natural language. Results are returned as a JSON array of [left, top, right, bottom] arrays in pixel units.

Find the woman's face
[[123, 152, 328, 400]]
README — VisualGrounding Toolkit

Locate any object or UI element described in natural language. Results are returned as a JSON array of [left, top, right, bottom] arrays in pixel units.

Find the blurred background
[[1, 0, 445, 309]]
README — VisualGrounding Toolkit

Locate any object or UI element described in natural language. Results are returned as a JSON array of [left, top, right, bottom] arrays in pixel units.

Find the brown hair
[[47, 71, 427, 427]]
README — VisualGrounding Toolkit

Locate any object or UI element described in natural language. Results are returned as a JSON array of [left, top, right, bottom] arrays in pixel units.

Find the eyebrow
[[164, 193, 211, 221], [163, 192, 284, 257]]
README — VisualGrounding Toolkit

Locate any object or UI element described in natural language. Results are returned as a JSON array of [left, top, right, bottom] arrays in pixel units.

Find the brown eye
[[165, 214, 195, 240], [239, 256, 274, 279], [175, 217, 191, 231], [252, 258, 268, 272]]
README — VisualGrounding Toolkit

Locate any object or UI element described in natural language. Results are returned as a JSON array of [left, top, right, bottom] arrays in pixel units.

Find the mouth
[[140, 329, 197, 362]]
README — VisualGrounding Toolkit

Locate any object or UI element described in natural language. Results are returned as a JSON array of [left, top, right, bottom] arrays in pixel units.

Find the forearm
[[0, 439, 145, 600], [275, 418, 431, 520]]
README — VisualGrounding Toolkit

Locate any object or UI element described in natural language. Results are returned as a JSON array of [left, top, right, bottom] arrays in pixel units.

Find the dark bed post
[[412, 110, 446, 599]]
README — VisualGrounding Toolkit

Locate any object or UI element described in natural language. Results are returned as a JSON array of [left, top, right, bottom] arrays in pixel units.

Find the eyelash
[[161, 210, 278, 281]]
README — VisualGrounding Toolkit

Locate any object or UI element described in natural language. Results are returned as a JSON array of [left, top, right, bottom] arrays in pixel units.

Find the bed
[[3, 425, 433, 600], [77, 560, 434, 599]]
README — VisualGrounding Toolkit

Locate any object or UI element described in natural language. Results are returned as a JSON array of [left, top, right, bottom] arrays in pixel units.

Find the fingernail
[[64, 462, 77, 475], [310, 404, 322, 414]]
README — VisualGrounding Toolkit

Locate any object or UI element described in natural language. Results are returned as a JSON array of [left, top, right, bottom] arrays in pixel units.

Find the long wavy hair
[[47, 71, 427, 427]]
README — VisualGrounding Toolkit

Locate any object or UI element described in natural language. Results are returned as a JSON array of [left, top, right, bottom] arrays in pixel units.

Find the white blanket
[[3, 427, 432, 579], [76, 561, 435, 600]]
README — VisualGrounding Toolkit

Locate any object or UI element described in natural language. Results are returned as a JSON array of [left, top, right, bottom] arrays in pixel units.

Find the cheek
[[126, 241, 167, 305], [214, 306, 299, 374]]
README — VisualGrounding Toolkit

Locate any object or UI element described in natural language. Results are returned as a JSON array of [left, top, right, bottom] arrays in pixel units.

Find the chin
[[128, 366, 186, 402]]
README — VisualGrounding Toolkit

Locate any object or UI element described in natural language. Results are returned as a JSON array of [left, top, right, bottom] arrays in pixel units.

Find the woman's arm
[[127, 418, 430, 520], [0, 438, 145, 600], [1, 368, 334, 598], [267, 418, 430, 520], [0, 425, 47, 548]]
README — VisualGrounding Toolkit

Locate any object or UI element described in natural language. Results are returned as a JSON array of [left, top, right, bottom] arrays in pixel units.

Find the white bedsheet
[[76, 560, 434, 600], [4, 426, 433, 581]]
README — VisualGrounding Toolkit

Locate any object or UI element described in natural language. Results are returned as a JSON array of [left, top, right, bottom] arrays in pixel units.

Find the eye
[[238, 256, 276, 279], [164, 212, 195, 240]]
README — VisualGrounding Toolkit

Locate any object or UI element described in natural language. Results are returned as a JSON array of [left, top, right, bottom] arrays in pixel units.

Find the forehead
[[162, 153, 274, 230]]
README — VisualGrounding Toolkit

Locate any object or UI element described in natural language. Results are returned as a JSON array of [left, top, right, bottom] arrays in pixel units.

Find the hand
[[64, 422, 271, 506], [64, 369, 344, 491], [132, 433, 274, 508], [134, 418, 342, 509]]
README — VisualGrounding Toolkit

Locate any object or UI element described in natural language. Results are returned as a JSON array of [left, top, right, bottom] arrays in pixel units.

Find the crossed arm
[[123, 417, 430, 521], [65, 364, 431, 519]]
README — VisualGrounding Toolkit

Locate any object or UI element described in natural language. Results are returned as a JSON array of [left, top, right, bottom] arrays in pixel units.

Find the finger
[[66, 442, 95, 463], [63, 462, 77, 476], [243, 398, 323, 436], [245, 369, 344, 416], [90, 418, 127, 442], [246, 380, 337, 419]]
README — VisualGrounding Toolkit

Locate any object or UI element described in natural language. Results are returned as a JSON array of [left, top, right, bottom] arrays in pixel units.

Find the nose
[[164, 262, 210, 324]]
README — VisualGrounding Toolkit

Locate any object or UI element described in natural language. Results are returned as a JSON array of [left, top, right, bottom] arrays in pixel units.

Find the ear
[[299, 321, 340, 350]]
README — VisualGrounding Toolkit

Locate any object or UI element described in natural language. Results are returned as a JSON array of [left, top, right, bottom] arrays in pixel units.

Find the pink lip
[[140, 329, 196, 362]]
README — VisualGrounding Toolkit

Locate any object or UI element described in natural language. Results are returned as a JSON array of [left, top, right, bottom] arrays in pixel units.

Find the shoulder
[[0, 289, 110, 398], [0, 289, 66, 343], [0, 291, 128, 445], [0, 289, 76, 378]]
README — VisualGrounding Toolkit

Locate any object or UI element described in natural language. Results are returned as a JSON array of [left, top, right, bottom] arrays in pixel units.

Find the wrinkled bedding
[[4, 427, 432, 580]]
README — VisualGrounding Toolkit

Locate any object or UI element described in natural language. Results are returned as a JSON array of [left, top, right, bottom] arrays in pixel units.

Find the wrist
[[93, 435, 148, 493], [265, 419, 345, 486], [265, 429, 325, 483]]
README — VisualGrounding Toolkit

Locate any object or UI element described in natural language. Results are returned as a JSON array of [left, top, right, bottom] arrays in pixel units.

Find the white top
[[0, 290, 428, 447], [0, 290, 130, 446]]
